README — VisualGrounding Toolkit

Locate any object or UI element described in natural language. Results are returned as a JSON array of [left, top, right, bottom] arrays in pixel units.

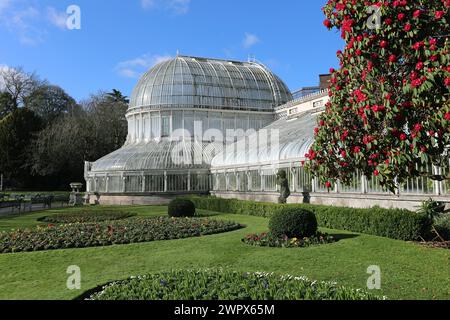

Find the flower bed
[[418, 241, 450, 249], [38, 211, 136, 224], [0, 217, 243, 254], [86, 269, 383, 300], [242, 232, 335, 248]]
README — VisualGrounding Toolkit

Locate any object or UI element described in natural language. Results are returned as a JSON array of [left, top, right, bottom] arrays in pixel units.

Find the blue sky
[[0, 0, 344, 102]]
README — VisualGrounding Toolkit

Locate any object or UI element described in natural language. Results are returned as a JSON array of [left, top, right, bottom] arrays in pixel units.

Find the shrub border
[[185, 196, 431, 241]]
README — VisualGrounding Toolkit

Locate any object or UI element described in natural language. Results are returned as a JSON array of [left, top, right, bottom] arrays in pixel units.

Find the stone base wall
[[85, 192, 208, 206], [84, 191, 450, 211], [211, 191, 450, 211]]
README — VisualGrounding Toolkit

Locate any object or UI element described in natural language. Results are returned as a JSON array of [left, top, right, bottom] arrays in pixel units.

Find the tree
[[0, 92, 15, 119], [106, 89, 130, 104], [308, 0, 450, 192], [0, 67, 41, 108], [0, 108, 42, 188], [30, 111, 89, 185], [24, 85, 77, 125], [31, 92, 128, 186], [83, 91, 128, 151]]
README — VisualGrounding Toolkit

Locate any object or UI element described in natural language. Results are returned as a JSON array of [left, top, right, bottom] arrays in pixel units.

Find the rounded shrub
[[168, 199, 196, 218], [269, 207, 318, 238]]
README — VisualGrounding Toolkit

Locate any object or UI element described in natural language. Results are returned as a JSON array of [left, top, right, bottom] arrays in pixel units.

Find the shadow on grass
[[328, 233, 359, 241]]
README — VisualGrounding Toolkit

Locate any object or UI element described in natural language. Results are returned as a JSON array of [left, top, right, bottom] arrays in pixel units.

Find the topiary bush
[[168, 199, 196, 218], [269, 207, 318, 238]]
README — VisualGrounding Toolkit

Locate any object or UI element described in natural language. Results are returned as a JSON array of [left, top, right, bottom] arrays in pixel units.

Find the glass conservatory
[[85, 55, 293, 195], [210, 108, 449, 199]]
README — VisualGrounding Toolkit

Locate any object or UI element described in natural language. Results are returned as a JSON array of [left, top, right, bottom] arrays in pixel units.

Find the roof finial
[[176, 49, 180, 57]]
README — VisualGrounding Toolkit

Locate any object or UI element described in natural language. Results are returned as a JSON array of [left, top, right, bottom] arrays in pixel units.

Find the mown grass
[[0, 205, 448, 300]]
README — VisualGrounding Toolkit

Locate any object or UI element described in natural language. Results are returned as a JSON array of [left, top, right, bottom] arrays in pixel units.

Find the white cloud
[[47, 7, 67, 30], [141, 0, 156, 10], [0, 0, 11, 13], [115, 54, 173, 78], [0, 2, 72, 45], [243, 33, 260, 49], [6, 6, 44, 45], [141, 0, 191, 15]]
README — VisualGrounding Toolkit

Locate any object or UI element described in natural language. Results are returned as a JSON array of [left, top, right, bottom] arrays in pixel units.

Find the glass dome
[[85, 55, 293, 196], [129, 55, 292, 112]]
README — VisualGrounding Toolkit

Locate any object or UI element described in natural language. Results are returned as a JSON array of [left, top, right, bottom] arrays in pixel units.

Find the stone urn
[[69, 182, 84, 206]]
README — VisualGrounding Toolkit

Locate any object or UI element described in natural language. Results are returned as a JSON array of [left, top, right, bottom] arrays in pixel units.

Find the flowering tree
[[308, 0, 450, 192]]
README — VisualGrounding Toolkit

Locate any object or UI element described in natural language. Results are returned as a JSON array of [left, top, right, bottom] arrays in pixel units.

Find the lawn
[[0, 205, 448, 300]]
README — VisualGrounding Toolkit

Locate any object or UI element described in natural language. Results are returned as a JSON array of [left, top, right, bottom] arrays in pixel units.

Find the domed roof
[[129, 56, 292, 112]]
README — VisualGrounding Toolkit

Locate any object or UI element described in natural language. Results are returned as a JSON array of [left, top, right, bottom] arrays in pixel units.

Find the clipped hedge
[[186, 196, 432, 241]]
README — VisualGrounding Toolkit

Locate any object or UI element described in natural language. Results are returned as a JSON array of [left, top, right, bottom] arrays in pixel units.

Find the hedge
[[185, 196, 432, 241]]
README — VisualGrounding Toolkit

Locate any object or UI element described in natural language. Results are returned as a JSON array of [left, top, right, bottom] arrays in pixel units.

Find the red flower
[[413, 123, 423, 132], [435, 11, 445, 19], [341, 18, 354, 37], [400, 133, 407, 141], [380, 40, 388, 48], [372, 105, 385, 113], [413, 10, 422, 18], [325, 181, 332, 188], [413, 42, 424, 50], [445, 112, 450, 120], [416, 62, 424, 70], [374, 170, 380, 177], [353, 146, 361, 153], [398, 13, 406, 21], [389, 55, 397, 63], [404, 23, 412, 32], [323, 19, 332, 28], [445, 78, 450, 87], [341, 150, 347, 158], [411, 78, 423, 88]]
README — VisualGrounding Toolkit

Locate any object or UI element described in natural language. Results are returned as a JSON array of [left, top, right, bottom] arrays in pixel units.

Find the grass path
[[0, 206, 448, 300]]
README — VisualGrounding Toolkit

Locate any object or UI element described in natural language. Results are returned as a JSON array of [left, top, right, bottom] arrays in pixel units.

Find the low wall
[[85, 190, 450, 210], [211, 191, 450, 211], [86, 192, 209, 206]]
